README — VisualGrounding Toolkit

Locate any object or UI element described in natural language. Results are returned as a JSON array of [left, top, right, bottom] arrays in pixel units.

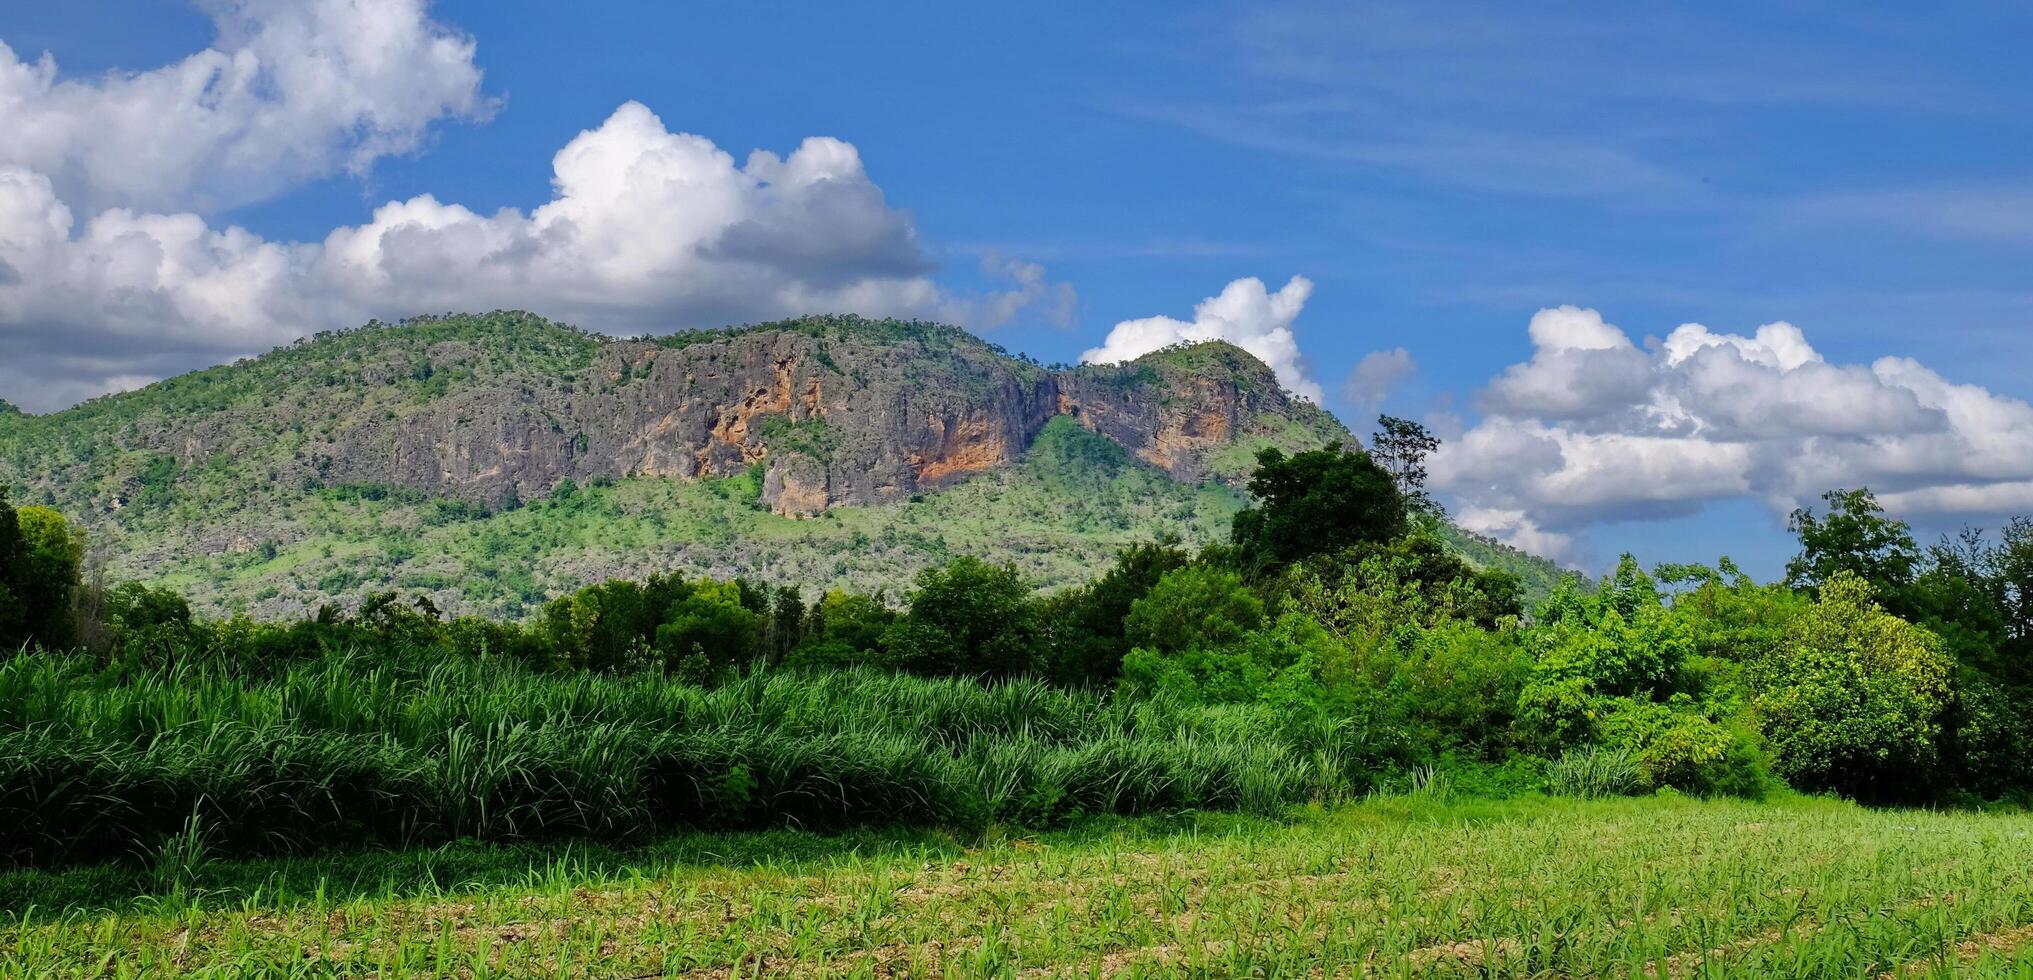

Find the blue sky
[[4, 2, 2033, 577]]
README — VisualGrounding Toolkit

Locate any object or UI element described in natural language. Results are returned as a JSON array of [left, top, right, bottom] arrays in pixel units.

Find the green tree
[[764, 584, 805, 663], [540, 579, 663, 672], [1515, 557, 1691, 751], [1785, 488, 1919, 600], [784, 589, 898, 670], [888, 557, 1038, 678], [654, 579, 759, 670], [1230, 444, 1407, 573], [0, 488, 22, 647], [1038, 538, 1193, 685], [1286, 530, 1522, 640], [1370, 415, 1442, 514], [1124, 565, 1264, 654], [1753, 572, 1953, 801], [4, 502, 86, 650]]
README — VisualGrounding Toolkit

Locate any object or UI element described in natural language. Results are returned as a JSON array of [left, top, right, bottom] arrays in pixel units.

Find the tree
[[2, 500, 86, 650], [654, 579, 759, 671], [764, 584, 805, 663], [1037, 537, 1191, 685], [1288, 531, 1522, 638], [1124, 565, 1264, 654], [1514, 557, 1692, 751], [1230, 445, 1407, 572], [785, 589, 898, 671], [1785, 488, 1919, 600], [1753, 572, 1953, 801], [0, 488, 22, 648], [888, 557, 1038, 678], [101, 581, 196, 658], [540, 579, 662, 672], [1370, 415, 1442, 514]]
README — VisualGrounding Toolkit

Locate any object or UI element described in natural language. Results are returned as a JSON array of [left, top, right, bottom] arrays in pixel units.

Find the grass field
[[6, 793, 2033, 977]]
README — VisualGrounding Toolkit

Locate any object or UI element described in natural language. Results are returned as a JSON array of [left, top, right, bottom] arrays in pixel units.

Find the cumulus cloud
[[0, 6, 1072, 410], [1431, 305, 2033, 559], [1481, 306, 1652, 420], [314, 102, 959, 331], [1081, 275, 1323, 401], [0, 0, 493, 214], [1342, 347, 1415, 409]]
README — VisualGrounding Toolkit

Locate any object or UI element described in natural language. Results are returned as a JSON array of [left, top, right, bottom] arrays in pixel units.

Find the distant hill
[[0, 311, 1576, 617]]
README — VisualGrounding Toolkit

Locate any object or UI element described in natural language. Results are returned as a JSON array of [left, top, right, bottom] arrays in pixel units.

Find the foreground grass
[[6, 794, 2033, 977]]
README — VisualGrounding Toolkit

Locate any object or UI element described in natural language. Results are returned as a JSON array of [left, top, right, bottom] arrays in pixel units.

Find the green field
[[5, 794, 2033, 977]]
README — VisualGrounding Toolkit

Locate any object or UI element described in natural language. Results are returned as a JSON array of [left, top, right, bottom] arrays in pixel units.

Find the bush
[[1598, 698, 1772, 798], [1365, 621, 1530, 758], [1752, 573, 1953, 802], [1124, 565, 1263, 654]]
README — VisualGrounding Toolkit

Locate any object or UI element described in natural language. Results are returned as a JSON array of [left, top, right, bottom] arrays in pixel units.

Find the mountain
[[0, 312, 1572, 617]]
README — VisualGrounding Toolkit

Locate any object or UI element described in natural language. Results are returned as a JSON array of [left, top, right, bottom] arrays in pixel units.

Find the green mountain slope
[[0, 312, 1574, 617], [117, 416, 1243, 618]]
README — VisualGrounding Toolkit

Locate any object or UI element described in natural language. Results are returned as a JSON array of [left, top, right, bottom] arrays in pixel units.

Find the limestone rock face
[[1054, 342, 1348, 486], [317, 319, 1063, 515]]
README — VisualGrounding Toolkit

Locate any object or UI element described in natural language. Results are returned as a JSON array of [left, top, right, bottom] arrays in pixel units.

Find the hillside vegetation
[[0, 312, 1572, 616]]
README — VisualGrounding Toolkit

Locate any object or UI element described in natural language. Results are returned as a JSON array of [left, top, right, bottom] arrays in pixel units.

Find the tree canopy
[[1230, 444, 1407, 572]]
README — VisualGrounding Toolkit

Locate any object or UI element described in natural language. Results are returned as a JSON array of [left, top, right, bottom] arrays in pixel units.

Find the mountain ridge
[[0, 312, 1572, 617]]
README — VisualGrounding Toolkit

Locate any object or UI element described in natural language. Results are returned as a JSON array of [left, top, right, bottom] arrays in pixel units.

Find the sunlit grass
[[6, 794, 2032, 976]]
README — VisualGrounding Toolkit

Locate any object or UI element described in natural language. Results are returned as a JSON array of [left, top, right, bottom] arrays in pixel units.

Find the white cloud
[[1481, 306, 1652, 419], [1432, 305, 2033, 558], [0, 0, 493, 214], [0, 7, 1073, 411], [1454, 506, 1574, 562], [1342, 347, 1415, 408], [1081, 275, 1323, 401], [314, 102, 958, 331]]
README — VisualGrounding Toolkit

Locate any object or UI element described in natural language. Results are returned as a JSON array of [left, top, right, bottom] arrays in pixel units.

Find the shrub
[[1367, 621, 1530, 758], [1598, 698, 1771, 798], [1752, 572, 1953, 801], [1124, 565, 1263, 654]]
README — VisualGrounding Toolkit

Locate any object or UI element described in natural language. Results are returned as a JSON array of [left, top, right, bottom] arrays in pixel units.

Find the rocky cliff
[[349, 317, 1342, 517], [328, 318, 1071, 517]]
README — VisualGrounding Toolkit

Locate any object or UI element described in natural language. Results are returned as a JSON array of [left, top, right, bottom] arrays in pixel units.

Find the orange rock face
[[910, 412, 1013, 483]]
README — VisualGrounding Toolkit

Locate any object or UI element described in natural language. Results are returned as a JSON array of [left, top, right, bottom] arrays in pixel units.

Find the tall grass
[[1547, 745, 1645, 799], [0, 648, 1332, 868]]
